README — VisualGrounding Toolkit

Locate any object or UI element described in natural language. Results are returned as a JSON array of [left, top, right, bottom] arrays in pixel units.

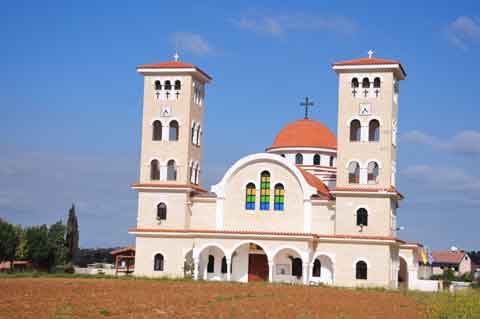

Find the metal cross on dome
[[368, 49, 374, 59], [300, 97, 314, 119]]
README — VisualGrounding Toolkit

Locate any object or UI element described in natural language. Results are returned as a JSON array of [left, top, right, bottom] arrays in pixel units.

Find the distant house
[[432, 250, 471, 276], [110, 246, 135, 275], [0, 260, 32, 272]]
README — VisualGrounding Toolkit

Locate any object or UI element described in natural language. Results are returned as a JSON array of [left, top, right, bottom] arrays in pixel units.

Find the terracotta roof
[[331, 186, 404, 199], [333, 57, 406, 77], [131, 183, 208, 193], [129, 228, 405, 243], [268, 119, 337, 151], [297, 167, 332, 199], [136, 60, 212, 80], [432, 251, 466, 265], [110, 246, 135, 255]]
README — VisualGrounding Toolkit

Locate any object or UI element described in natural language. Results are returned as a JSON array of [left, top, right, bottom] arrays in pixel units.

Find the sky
[[1, 1, 479, 250]]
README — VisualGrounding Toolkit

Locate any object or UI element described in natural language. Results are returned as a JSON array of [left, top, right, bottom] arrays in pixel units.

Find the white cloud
[[173, 32, 213, 55], [232, 12, 356, 37], [402, 130, 480, 156], [446, 16, 480, 50], [401, 164, 480, 193]]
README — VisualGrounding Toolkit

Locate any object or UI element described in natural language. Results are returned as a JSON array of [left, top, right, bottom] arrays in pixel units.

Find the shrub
[[64, 264, 75, 274]]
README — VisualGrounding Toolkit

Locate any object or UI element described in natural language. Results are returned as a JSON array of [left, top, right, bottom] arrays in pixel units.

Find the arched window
[[367, 162, 379, 184], [152, 120, 162, 141], [174, 80, 181, 90], [154, 80, 162, 90], [221, 256, 227, 274], [356, 261, 368, 279], [295, 153, 303, 165], [157, 203, 167, 220], [356, 208, 368, 226], [291, 257, 303, 278], [169, 120, 179, 141], [373, 77, 381, 88], [196, 125, 201, 146], [260, 171, 270, 210], [207, 255, 214, 273], [150, 159, 160, 180], [164, 80, 172, 90], [191, 123, 196, 145], [351, 77, 359, 88], [368, 119, 380, 142], [313, 154, 321, 165], [154, 253, 164, 271], [189, 164, 194, 184], [167, 160, 177, 181], [329, 156, 334, 167], [312, 259, 321, 277], [245, 183, 256, 210], [350, 120, 361, 141], [274, 183, 285, 211], [194, 164, 199, 184], [362, 77, 370, 88], [348, 162, 360, 184]]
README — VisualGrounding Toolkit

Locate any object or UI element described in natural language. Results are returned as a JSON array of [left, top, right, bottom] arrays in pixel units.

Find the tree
[[48, 220, 67, 269], [0, 219, 18, 269], [25, 225, 50, 269], [13, 225, 27, 260], [66, 204, 79, 264]]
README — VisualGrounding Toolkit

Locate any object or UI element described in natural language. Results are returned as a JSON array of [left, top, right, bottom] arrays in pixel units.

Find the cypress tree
[[65, 204, 79, 264]]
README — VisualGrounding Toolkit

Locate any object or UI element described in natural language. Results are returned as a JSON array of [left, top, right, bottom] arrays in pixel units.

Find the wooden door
[[248, 254, 268, 281]]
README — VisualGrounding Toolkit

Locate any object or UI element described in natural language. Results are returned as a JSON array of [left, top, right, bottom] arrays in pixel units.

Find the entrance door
[[248, 254, 268, 281]]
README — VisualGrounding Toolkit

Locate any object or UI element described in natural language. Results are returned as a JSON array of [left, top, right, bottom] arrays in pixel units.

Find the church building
[[128, 53, 432, 289]]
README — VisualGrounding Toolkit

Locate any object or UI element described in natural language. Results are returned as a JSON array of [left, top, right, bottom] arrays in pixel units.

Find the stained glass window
[[245, 183, 256, 210], [274, 183, 284, 211], [260, 171, 270, 210]]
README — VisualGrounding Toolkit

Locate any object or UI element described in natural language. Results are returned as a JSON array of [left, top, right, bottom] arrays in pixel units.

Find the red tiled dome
[[268, 119, 337, 150]]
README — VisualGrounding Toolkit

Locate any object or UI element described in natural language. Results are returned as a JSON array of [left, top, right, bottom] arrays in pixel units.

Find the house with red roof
[[127, 52, 438, 291], [432, 249, 472, 276]]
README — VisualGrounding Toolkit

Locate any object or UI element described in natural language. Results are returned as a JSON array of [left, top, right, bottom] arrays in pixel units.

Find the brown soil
[[0, 278, 425, 319]]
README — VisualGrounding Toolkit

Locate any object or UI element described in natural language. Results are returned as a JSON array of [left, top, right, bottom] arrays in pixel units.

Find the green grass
[[407, 289, 480, 319]]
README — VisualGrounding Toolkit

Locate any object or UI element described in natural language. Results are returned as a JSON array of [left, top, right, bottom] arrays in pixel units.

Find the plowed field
[[0, 278, 424, 319]]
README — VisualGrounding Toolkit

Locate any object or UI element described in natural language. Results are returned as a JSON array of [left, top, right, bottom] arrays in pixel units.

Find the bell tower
[[331, 52, 406, 236], [133, 56, 212, 229], [136, 56, 212, 186]]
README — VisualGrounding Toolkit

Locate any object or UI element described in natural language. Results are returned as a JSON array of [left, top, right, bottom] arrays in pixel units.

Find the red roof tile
[[137, 61, 212, 80], [297, 167, 332, 199], [332, 186, 404, 199], [333, 57, 406, 77], [128, 228, 405, 243], [432, 251, 466, 264], [110, 246, 135, 255], [268, 119, 337, 151], [131, 183, 208, 193]]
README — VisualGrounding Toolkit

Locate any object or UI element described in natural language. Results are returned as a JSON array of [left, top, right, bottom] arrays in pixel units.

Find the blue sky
[[1, 1, 479, 250]]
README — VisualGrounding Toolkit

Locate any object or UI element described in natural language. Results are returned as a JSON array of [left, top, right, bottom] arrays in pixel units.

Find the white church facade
[[128, 55, 436, 290]]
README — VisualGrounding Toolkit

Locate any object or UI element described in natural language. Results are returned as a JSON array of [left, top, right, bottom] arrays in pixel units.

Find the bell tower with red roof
[[133, 55, 212, 229], [331, 51, 406, 237]]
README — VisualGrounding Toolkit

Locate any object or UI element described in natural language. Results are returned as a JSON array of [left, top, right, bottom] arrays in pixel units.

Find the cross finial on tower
[[368, 49, 374, 59], [300, 97, 314, 119], [173, 51, 180, 62]]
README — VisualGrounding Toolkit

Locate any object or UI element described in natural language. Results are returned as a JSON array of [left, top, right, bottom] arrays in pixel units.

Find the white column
[[303, 199, 312, 233], [361, 125, 368, 142], [308, 263, 314, 283], [162, 123, 169, 141], [215, 198, 224, 230], [268, 261, 274, 283], [302, 263, 309, 285], [193, 258, 199, 281], [226, 258, 231, 281]]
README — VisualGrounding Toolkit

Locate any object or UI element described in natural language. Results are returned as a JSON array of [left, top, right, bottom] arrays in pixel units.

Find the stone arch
[[310, 253, 335, 285], [398, 256, 409, 289], [211, 153, 316, 201]]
